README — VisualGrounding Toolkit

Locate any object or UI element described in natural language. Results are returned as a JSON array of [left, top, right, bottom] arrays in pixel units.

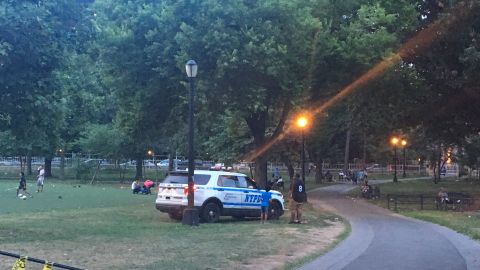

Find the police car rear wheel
[[202, 202, 220, 223], [268, 201, 281, 220]]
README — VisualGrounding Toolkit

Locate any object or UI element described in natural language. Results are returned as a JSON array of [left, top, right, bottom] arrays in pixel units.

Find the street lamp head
[[401, 139, 407, 147], [390, 137, 399, 146], [296, 116, 308, 129], [147, 150, 154, 156], [185, 60, 198, 78]]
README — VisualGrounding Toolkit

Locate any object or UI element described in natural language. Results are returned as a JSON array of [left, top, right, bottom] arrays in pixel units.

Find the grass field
[[0, 180, 346, 270], [359, 178, 480, 241]]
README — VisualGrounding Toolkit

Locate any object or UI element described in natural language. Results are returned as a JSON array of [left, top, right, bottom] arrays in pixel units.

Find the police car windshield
[[162, 174, 211, 185]]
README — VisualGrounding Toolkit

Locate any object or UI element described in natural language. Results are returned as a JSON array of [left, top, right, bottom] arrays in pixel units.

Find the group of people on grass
[[16, 166, 45, 198], [131, 179, 155, 195]]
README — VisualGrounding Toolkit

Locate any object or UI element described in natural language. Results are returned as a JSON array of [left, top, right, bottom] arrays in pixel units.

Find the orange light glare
[[401, 139, 407, 146], [296, 117, 308, 128], [390, 137, 399, 145]]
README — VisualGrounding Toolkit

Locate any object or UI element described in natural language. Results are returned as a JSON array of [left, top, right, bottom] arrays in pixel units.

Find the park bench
[[435, 192, 474, 211]]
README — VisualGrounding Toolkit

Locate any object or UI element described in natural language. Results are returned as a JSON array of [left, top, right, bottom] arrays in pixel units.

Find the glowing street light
[[296, 116, 309, 184], [390, 136, 399, 183]]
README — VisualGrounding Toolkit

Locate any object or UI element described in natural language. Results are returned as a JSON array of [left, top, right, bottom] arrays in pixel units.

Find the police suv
[[155, 170, 285, 223]]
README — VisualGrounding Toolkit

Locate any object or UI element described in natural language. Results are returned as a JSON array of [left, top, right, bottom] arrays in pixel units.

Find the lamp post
[[182, 60, 199, 226], [390, 137, 399, 183], [296, 116, 308, 184], [401, 139, 407, 178]]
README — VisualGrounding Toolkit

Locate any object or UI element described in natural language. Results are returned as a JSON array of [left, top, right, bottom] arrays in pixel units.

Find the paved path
[[299, 180, 480, 270]]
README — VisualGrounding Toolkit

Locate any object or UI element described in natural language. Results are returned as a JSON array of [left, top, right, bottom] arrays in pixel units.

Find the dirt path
[[238, 205, 345, 270]]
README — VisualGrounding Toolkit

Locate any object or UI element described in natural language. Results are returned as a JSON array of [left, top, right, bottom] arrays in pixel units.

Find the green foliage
[[77, 123, 126, 159], [0, 0, 95, 157], [0, 0, 479, 180]]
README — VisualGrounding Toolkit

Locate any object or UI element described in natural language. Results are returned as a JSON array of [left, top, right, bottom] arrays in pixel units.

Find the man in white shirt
[[37, 166, 45, 192]]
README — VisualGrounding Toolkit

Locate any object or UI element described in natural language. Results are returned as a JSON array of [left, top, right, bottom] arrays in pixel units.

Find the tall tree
[[0, 0, 94, 176], [174, 0, 320, 186]]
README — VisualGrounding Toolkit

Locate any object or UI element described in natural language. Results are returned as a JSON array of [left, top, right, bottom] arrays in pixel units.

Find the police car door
[[217, 175, 242, 210], [238, 176, 262, 209]]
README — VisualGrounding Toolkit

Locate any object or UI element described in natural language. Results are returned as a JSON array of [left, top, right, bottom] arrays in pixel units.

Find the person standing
[[36, 166, 45, 192], [16, 172, 32, 198], [289, 173, 307, 224], [260, 188, 271, 224]]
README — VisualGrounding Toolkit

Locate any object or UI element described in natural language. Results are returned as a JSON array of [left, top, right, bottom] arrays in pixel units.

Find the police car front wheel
[[202, 202, 221, 223], [268, 201, 281, 220]]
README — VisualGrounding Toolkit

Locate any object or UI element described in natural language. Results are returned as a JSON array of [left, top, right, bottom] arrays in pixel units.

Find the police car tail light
[[183, 185, 197, 195]]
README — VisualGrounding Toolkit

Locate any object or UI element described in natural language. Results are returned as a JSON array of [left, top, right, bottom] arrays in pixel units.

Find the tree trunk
[[20, 155, 24, 172], [135, 158, 143, 180], [343, 126, 352, 172], [279, 150, 295, 182], [362, 130, 367, 168], [168, 153, 174, 171], [437, 144, 442, 182], [45, 157, 52, 177], [254, 155, 268, 188], [280, 155, 295, 182], [27, 153, 32, 175], [246, 112, 268, 188], [314, 159, 323, 183], [60, 154, 65, 180]]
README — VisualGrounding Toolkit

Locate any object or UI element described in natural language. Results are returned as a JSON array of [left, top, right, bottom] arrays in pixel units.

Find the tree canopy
[[1, 0, 479, 182]]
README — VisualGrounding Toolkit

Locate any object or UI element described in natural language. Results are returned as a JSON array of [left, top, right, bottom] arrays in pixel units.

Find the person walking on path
[[36, 166, 45, 193], [289, 173, 307, 224], [16, 172, 32, 198], [260, 188, 272, 224]]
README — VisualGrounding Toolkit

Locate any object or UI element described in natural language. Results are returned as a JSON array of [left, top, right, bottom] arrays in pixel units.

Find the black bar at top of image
[[0, 250, 84, 270]]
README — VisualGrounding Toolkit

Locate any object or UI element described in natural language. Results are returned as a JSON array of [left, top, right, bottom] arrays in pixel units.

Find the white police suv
[[155, 170, 285, 223]]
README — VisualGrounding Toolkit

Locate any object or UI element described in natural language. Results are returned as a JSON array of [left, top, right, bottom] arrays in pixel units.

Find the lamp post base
[[182, 207, 199, 226]]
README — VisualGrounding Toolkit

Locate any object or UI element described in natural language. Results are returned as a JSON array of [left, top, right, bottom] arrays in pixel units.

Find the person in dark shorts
[[16, 172, 32, 198], [260, 188, 272, 224], [289, 174, 307, 224]]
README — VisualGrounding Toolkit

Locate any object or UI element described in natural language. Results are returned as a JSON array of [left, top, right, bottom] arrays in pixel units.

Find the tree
[[174, 0, 320, 186], [306, 1, 419, 181], [94, 0, 185, 179], [0, 0, 95, 176]]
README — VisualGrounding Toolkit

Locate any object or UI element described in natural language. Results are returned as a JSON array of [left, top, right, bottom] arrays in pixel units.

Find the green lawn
[[360, 178, 480, 241], [0, 180, 346, 270]]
